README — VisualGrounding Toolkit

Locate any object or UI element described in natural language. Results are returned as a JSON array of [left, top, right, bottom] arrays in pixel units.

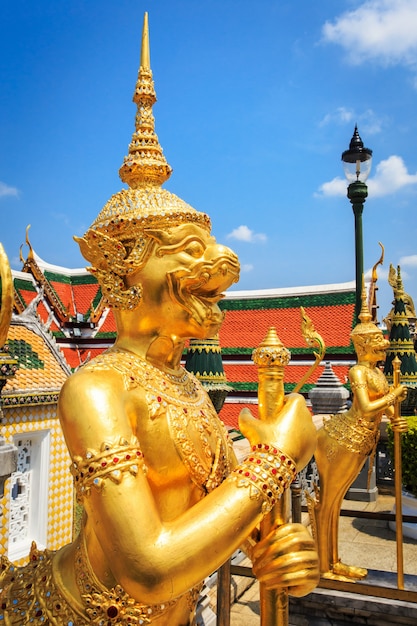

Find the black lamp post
[[342, 126, 373, 322]]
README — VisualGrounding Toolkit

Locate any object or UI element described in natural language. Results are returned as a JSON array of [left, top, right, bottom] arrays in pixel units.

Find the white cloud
[[316, 155, 417, 197], [322, 0, 417, 69], [241, 263, 254, 273], [319, 108, 383, 134], [368, 155, 417, 196], [0, 181, 19, 198], [315, 177, 346, 197], [227, 225, 267, 243], [400, 254, 417, 267], [319, 107, 354, 127]]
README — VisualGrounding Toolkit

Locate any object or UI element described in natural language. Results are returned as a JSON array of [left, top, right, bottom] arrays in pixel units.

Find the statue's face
[[356, 331, 390, 363], [128, 223, 240, 339]]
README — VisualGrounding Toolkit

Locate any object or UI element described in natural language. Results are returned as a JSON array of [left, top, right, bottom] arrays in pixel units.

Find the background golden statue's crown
[[351, 280, 382, 339]]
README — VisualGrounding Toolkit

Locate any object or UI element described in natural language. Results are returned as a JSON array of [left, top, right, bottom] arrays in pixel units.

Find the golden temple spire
[[119, 12, 172, 188]]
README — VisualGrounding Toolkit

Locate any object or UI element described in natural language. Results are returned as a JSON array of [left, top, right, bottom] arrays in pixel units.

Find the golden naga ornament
[[310, 282, 408, 581], [0, 13, 319, 625]]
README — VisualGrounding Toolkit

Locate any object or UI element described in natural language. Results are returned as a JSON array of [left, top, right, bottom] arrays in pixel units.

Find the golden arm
[[58, 373, 317, 605], [350, 367, 406, 415]]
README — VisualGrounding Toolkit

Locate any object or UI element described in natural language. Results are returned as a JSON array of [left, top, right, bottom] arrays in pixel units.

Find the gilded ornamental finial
[[395, 265, 405, 300], [358, 278, 372, 324], [119, 12, 172, 188]]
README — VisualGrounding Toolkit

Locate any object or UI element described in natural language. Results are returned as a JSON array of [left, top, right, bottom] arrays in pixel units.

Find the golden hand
[[251, 523, 319, 597], [239, 393, 317, 472], [391, 384, 407, 403]]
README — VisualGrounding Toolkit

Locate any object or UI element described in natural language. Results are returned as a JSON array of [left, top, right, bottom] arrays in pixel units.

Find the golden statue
[[384, 263, 417, 332], [311, 285, 407, 581], [0, 14, 319, 625]]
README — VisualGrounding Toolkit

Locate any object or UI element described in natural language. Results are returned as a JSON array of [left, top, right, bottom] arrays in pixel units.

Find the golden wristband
[[231, 444, 297, 514]]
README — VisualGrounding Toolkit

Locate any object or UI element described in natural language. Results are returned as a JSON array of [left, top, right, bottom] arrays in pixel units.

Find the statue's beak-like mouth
[[167, 253, 240, 327]]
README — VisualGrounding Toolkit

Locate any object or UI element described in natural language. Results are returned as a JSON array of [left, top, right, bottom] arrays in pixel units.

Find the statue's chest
[[109, 350, 233, 494], [366, 368, 389, 399]]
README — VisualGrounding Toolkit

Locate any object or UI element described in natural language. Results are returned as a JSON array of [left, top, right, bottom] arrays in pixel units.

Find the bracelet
[[230, 444, 297, 514], [350, 382, 368, 390], [71, 436, 147, 501]]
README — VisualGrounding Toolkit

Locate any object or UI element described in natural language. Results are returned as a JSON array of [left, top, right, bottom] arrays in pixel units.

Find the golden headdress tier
[[119, 12, 173, 188], [85, 187, 211, 238]]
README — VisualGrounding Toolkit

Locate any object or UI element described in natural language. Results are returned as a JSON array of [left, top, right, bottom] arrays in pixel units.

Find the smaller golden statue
[[311, 285, 408, 581]]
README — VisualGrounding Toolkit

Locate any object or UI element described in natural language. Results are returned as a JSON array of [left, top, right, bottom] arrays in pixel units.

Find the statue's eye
[[184, 241, 205, 258]]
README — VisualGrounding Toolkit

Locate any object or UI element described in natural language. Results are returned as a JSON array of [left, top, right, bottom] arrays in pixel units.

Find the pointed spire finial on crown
[[140, 11, 150, 70], [119, 12, 172, 188], [358, 277, 372, 325], [395, 265, 405, 300]]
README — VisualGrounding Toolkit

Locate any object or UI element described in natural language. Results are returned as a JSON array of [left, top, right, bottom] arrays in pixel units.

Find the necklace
[[84, 349, 233, 493]]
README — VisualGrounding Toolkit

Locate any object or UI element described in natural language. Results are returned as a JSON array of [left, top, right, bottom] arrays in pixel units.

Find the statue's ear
[[143, 228, 168, 244], [74, 232, 128, 272]]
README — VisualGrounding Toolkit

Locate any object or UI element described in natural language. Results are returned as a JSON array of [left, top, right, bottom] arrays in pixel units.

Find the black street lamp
[[342, 126, 373, 322]]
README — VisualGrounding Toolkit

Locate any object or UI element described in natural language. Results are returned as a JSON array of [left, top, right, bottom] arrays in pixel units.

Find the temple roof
[[9, 248, 359, 428], [219, 282, 356, 356], [2, 311, 70, 408]]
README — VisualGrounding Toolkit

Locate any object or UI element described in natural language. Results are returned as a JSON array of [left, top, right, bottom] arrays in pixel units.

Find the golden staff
[[251, 311, 325, 625], [392, 355, 407, 590], [252, 327, 291, 626]]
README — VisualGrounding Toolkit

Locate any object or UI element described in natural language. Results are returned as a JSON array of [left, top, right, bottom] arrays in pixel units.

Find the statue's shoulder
[[348, 363, 368, 380], [76, 349, 146, 390], [59, 350, 138, 411]]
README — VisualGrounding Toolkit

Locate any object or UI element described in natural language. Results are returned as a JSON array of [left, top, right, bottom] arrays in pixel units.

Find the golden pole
[[252, 327, 291, 626], [392, 355, 406, 590]]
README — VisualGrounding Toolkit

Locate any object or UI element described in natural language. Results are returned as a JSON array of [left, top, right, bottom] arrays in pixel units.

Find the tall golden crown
[[351, 279, 382, 339], [75, 13, 211, 308], [78, 12, 210, 244]]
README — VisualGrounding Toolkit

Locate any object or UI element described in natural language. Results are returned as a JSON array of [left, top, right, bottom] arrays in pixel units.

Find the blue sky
[[1, 0, 417, 323]]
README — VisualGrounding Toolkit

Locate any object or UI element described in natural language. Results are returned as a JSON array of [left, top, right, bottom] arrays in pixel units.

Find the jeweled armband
[[71, 436, 147, 501], [229, 444, 297, 514]]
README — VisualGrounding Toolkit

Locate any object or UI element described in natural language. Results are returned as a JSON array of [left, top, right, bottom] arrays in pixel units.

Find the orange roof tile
[[219, 305, 354, 350], [219, 402, 259, 429], [98, 310, 117, 333], [60, 347, 82, 369], [15, 288, 37, 309], [72, 284, 101, 316], [223, 363, 350, 386], [48, 280, 73, 316]]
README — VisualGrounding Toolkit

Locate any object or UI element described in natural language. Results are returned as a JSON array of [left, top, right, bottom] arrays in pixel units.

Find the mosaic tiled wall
[[0, 403, 73, 565]]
